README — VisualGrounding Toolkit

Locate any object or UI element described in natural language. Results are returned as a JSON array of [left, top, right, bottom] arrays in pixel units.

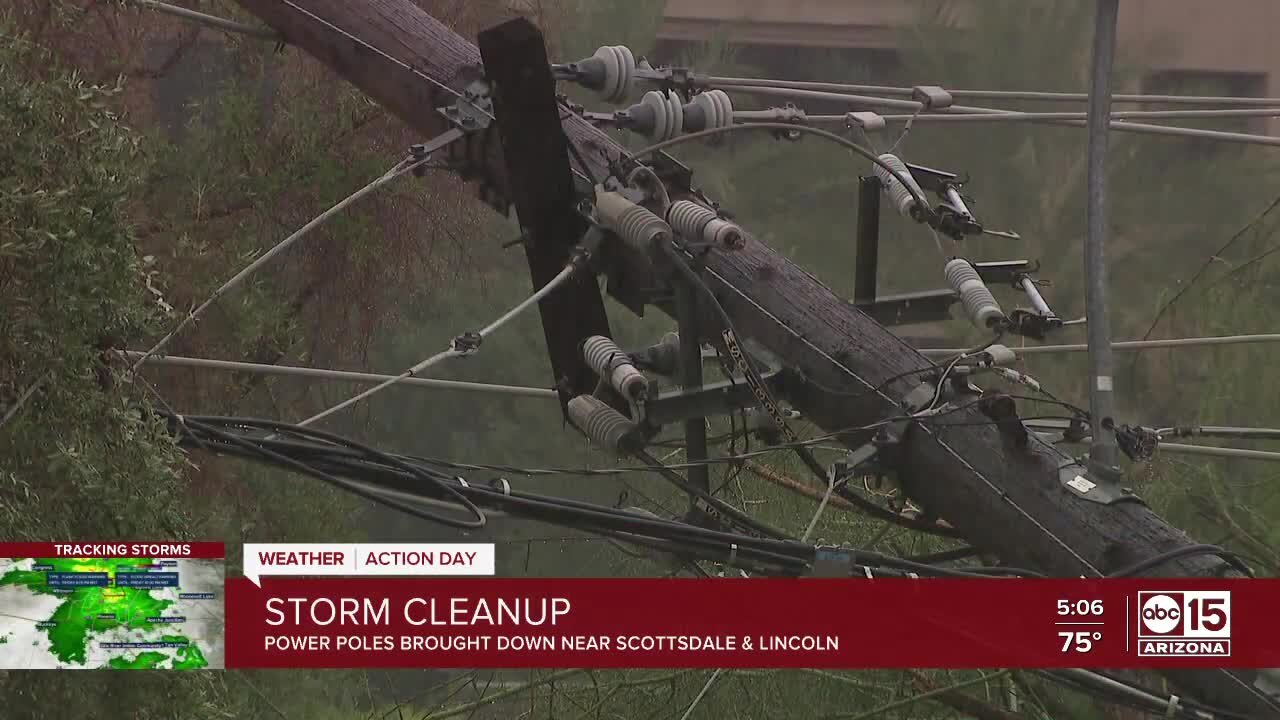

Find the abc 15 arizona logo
[[1137, 591, 1231, 657]]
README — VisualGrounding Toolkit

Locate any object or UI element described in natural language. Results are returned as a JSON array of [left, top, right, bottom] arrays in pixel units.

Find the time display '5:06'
[[1057, 599, 1104, 616]]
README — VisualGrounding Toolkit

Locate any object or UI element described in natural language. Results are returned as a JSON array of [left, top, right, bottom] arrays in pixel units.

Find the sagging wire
[[168, 412, 1050, 578], [620, 123, 932, 216], [131, 152, 437, 374], [294, 262, 579, 428], [123, 0, 281, 41]]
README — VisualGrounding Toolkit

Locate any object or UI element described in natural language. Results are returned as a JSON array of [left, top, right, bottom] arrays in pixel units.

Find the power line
[[716, 83, 1280, 148], [623, 123, 932, 214], [918, 333, 1280, 357], [294, 263, 579, 428], [1027, 419, 1280, 463], [122, 351, 558, 399], [802, 107, 1280, 124], [1133, 191, 1280, 351], [130, 151, 443, 374], [697, 74, 1280, 107], [125, 0, 281, 40]]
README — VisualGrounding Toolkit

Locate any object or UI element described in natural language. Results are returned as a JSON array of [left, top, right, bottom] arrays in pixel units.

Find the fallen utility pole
[[234, 1, 1278, 714]]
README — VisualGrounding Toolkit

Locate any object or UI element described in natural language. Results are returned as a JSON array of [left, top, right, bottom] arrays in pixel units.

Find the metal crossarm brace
[[477, 20, 614, 414]]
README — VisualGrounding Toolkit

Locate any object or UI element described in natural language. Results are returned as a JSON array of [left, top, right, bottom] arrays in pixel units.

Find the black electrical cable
[[174, 413, 1049, 579], [905, 546, 982, 564], [170, 416, 483, 529], [633, 448, 793, 540], [192, 432, 807, 572], [174, 412, 487, 529], [1106, 544, 1254, 578], [800, 331, 1005, 403]]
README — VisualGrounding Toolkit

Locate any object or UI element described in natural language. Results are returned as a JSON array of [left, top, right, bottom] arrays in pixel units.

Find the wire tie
[[1164, 695, 1180, 719], [727, 543, 738, 566], [496, 477, 511, 495], [455, 476, 469, 488], [863, 567, 875, 579], [907, 572, 920, 579]]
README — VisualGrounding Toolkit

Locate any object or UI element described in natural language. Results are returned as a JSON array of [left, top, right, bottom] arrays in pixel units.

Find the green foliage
[[0, 27, 188, 540]]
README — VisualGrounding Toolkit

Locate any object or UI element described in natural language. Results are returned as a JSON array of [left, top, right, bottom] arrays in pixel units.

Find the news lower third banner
[[227, 576, 1280, 669], [4, 541, 1279, 670]]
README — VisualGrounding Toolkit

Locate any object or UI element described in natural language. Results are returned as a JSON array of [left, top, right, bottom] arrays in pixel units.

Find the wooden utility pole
[[235, 1, 1278, 715]]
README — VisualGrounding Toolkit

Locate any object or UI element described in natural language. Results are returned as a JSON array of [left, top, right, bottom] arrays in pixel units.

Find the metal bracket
[[852, 260, 1038, 327], [643, 367, 784, 427], [854, 288, 959, 326], [433, 79, 509, 216], [1058, 463, 1142, 505], [436, 79, 495, 131]]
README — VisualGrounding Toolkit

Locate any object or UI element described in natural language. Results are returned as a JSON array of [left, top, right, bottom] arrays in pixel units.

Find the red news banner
[[225, 575, 1280, 669]]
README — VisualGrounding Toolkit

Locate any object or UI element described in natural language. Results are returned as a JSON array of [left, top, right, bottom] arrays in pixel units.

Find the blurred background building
[[655, 0, 1280, 134]]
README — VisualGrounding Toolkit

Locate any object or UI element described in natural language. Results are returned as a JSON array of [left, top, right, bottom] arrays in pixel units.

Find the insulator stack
[[640, 90, 683, 141], [594, 186, 672, 253], [580, 45, 635, 103], [873, 153, 927, 219], [582, 335, 648, 401], [944, 258, 1006, 329], [567, 395, 643, 454], [666, 200, 744, 249], [686, 90, 734, 133]]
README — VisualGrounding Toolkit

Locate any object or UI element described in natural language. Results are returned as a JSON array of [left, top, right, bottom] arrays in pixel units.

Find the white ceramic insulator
[[944, 258, 1005, 329], [984, 344, 1017, 367], [594, 186, 672, 253], [873, 153, 926, 219], [592, 45, 635, 103], [582, 335, 648, 401], [666, 200, 744, 249], [568, 395, 640, 454]]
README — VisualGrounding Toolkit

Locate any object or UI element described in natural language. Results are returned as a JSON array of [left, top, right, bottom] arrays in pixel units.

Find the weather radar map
[[0, 543, 224, 669]]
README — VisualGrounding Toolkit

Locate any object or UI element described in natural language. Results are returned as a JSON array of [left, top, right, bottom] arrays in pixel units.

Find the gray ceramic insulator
[[582, 335, 648, 401], [589, 45, 635, 103], [594, 187, 672, 253], [568, 394, 642, 454], [637, 90, 683, 141], [945, 258, 1005, 329], [667, 200, 744, 249], [873, 153, 927, 219]]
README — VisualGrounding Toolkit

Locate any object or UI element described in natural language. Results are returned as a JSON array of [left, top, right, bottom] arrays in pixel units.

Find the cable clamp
[[1164, 694, 1180, 719], [727, 543, 738, 567], [493, 477, 511, 496], [450, 331, 483, 355]]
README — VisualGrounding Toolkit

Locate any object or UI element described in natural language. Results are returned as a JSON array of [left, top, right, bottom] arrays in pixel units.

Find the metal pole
[[675, 265, 711, 495], [1084, 0, 1121, 473]]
